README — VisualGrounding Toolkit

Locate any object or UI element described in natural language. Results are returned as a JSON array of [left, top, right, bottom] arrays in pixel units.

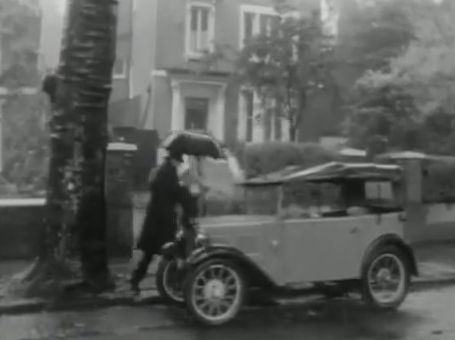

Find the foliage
[[344, 83, 421, 152], [1, 93, 50, 195], [0, 0, 41, 89], [0, 0, 47, 197], [239, 141, 338, 178], [344, 0, 455, 154], [237, 0, 333, 141], [338, 0, 416, 72], [385, 1, 455, 116]]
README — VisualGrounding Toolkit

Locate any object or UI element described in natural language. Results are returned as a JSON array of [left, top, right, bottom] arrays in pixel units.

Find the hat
[[168, 150, 183, 162]]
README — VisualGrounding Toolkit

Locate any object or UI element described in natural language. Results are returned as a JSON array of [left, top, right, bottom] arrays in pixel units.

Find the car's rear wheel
[[156, 258, 184, 304], [361, 245, 410, 310], [184, 259, 245, 326]]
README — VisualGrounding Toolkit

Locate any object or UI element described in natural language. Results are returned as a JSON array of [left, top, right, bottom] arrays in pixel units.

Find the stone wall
[[0, 199, 45, 260], [0, 143, 137, 260]]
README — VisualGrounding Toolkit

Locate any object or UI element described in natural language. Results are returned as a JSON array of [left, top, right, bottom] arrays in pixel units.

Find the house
[[37, 0, 343, 146], [121, 0, 342, 146]]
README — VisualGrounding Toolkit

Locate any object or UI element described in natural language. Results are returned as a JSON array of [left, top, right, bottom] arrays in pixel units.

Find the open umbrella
[[160, 130, 225, 159]]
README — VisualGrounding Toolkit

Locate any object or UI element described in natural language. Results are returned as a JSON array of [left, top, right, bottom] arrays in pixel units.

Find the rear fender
[[187, 244, 276, 289], [361, 234, 419, 276]]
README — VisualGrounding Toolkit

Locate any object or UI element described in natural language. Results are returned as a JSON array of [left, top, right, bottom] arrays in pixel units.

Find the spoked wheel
[[184, 259, 245, 326], [156, 258, 184, 304], [362, 245, 410, 310]]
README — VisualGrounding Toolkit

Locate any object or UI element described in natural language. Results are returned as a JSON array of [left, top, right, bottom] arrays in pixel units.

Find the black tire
[[361, 245, 410, 310], [156, 258, 184, 304], [183, 258, 246, 326]]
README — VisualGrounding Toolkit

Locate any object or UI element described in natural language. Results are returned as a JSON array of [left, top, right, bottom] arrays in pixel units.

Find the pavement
[[0, 242, 455, 317]]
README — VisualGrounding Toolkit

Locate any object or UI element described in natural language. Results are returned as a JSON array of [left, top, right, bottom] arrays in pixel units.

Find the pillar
[[105, 142, 138, 258]]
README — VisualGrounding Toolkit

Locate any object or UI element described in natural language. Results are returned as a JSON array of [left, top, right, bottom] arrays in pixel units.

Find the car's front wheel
[[156, 258, 184, 304], [361, 245, 410, 310], [184, 259, 246, 326]]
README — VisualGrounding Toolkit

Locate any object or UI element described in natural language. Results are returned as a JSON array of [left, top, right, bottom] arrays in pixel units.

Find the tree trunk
[[66, 0, 118, 291], [5, 0, 118, 298]]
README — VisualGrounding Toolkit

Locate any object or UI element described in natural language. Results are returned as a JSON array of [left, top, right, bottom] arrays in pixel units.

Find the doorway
[[184, 97, 209, 131]]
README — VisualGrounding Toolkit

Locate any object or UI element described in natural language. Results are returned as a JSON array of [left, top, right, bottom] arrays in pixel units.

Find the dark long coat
[[136, 159, 185, 254]]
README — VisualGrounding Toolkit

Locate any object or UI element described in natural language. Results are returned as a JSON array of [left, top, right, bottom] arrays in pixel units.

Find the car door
[[281, 216, 367, 285]]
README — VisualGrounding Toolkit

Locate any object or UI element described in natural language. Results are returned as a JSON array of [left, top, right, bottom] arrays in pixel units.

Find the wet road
[[2, 284, 455, 340]]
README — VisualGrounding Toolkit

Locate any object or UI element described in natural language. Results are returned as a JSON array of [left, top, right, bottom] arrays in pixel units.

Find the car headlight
[[195, 233, 210, 248]]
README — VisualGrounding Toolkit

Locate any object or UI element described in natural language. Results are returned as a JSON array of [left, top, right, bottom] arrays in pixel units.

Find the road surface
[[2, 284, 455, 340]]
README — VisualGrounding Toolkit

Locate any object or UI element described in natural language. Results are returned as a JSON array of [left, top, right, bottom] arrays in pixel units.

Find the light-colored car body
[[199, 212, 404, 287], [159, 153, 455, 325]]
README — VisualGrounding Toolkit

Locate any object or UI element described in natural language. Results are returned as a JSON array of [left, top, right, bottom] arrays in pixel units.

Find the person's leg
[[130, 250, 154, 292]]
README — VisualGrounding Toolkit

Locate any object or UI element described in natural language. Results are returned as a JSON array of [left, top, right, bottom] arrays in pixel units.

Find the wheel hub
[[203, 280, 226, 300], [377, 268, 392, 284]]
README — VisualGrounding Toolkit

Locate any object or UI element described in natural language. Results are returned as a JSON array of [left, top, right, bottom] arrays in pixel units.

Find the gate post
[[105, 142, 137, 258]]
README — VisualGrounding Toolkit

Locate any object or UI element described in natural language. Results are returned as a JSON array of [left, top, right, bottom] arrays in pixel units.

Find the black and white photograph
[[1, 0, 455, 339]]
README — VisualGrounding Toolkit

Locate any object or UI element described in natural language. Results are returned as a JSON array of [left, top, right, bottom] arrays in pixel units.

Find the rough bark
[[4, 0, 118, 298], [65, 0, 118, 291]]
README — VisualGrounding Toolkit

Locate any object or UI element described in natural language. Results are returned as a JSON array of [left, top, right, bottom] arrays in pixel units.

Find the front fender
[[161, 238, 186, 259], [161, 241, 178, 259], [187, 244, 275, 289], [361, 234, 419, 277]]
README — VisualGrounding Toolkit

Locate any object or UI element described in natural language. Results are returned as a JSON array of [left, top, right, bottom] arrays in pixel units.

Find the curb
[[1, 276, 455, 317], [0, 291, 166, 316]]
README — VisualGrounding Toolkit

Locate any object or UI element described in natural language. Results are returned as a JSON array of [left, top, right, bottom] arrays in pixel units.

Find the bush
[[238, 142, 339, 178]]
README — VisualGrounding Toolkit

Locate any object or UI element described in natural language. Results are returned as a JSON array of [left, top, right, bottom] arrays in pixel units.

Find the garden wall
[[0, 199, 45, 260], [0, 143, 138, 261]]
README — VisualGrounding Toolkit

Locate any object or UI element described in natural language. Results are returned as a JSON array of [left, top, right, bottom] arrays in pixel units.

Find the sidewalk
[[1, 242, 455, 316], [412, 241, 455, 285]]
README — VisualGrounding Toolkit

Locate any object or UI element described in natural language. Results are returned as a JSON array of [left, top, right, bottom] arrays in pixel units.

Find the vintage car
[[156, 160, 419, 326]]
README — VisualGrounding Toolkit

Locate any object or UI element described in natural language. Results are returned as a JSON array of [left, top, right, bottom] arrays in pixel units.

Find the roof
[[241, 162, 402, 186], [377, 151, 455, 163]]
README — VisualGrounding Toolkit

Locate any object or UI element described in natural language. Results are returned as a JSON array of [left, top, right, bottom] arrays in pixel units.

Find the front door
[[184, 97, 209, 131]]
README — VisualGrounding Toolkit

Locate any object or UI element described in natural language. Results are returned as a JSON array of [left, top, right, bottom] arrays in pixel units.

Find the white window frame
[[185, 1, 215, 60], [113, 59, 127, 79], [320, 0, 339, 38], [239, 4, 276, 50]]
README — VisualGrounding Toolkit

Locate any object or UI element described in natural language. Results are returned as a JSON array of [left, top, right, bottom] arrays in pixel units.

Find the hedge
[[236, 141, 339, 179], [422, 161, 455, 203], [234, 142, 339, 215]]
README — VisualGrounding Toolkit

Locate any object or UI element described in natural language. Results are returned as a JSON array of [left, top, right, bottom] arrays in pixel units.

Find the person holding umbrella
[[130, 131, 225, 294], [130, 149, 192, 295]]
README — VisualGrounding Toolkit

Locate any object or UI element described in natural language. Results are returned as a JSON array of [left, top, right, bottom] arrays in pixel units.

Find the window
[[365, 182, 394, 201], [186, 3, 215, 58], [239, 5, 277, 48], [272, 109, 282, 141], [112, 59, 127, 79]]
